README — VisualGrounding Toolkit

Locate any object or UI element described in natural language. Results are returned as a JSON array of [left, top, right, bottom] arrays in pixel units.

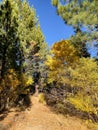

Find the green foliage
[[55, 0, 97, 37], [17, 1, 48, 76], [0, 0, 20, 78], [70, 34, 90, 57], [52, 0, 98, 27], [52, 0, 98, 57], [0, 0, 48, 111]]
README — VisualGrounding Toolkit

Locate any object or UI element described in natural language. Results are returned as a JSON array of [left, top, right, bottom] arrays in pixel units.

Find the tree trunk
[[1, 48, 7, 78], [35, 84, 39, 96]]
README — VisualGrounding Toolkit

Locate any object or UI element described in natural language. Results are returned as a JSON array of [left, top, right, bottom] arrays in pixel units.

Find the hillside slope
[[0, 95, 89, 130]]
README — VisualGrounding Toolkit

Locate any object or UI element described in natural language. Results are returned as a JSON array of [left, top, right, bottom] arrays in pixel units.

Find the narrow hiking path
[[0, 95, 89, 130]]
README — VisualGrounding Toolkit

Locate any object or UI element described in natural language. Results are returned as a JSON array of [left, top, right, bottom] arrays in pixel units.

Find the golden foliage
[[0, 69, 34, 110], [20, 74, 33, 87], [68, 58, 98, 90], [0, 69, 20, 92], [67, 58, 98, 116], [51, 40, 78, 65], [0, 69, 20, 110], [45, 40, 98, 119], [38, 93, 46, 105], [69, 93, 97, 114], [0, 69, 33, 94], [45, 40, 79, 83], [18, 73, 33, 94]]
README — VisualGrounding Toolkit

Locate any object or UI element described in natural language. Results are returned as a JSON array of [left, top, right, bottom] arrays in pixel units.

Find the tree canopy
[[0, 0, 98, 125], [0, 0, 48, 111]]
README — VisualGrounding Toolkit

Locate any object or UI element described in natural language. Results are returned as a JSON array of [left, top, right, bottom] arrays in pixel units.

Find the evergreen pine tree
[[0, 0, 20, 78]]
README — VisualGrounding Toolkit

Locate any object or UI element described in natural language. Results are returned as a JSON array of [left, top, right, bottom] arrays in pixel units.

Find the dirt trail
[[0, 95, 89, 130]]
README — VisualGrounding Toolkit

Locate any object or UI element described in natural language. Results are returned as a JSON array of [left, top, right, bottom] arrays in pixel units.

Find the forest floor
[[0, 95, 92, 130]]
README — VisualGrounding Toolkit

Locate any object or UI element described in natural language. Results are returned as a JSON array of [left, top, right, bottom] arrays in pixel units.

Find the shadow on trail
[[0, 110, 9, 121]]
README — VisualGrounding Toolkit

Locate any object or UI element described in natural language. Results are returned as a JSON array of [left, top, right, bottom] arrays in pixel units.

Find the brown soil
[[0, 95, 90, 130]]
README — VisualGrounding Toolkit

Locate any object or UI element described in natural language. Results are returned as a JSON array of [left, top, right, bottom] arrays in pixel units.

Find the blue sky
[[29, 0, 97, 57], [29, 0, 74, 47]]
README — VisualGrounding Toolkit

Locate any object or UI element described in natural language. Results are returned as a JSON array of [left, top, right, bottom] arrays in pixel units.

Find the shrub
[[38, 93, 46, 105], [0, 69, 33, 111]]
